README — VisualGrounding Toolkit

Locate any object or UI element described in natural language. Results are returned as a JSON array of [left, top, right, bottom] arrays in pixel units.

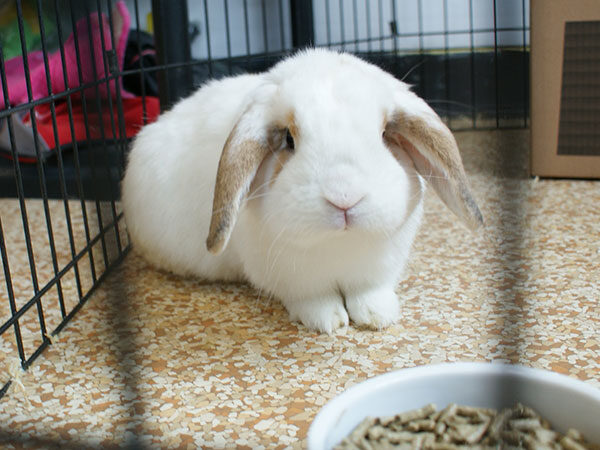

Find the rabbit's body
[[122, 49, 482, 333], [123, 74, 262, 281]]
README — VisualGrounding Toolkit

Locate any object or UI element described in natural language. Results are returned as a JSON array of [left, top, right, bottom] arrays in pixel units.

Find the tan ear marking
[[269, 113, 297, 185], [390, 111, 462, 177], [207, 137, 270, 254], [387, 110, 484, 230], [286, 111, 298, 139], [288, 123, 299, 141]]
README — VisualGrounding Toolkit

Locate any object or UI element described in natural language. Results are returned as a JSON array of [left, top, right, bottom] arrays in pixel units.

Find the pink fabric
[[0, 1, 133, 109], [0, 51, 45, 108]]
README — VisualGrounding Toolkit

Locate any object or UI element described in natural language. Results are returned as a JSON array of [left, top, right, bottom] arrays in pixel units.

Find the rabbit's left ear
[[206, 103, 271, 254], [385, 92, 484, 230]]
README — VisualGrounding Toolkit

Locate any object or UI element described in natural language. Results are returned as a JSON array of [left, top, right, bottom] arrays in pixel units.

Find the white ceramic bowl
[[308, 362, 600, 450]]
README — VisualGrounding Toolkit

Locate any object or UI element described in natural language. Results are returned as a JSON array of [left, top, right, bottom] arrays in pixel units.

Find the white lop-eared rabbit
[[122, 49, 482, 334]]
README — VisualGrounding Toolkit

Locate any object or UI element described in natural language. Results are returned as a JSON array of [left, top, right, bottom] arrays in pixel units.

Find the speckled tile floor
[[0, 129, 599, 449]]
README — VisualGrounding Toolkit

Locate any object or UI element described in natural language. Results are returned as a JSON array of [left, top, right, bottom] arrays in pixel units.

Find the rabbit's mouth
[[325, 197, 364, 231]]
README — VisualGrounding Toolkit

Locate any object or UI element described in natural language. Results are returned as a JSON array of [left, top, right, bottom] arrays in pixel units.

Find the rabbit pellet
[[335, 403, 599, 449]]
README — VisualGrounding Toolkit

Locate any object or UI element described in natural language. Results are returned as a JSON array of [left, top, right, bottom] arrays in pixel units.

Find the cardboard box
[[531, 0, 600, 178]]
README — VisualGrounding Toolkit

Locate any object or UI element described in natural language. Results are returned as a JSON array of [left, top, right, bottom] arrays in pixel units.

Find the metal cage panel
[[0, 0, 529, 400]]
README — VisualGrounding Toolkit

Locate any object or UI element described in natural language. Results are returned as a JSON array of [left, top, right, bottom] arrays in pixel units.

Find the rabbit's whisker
[[401, 59, 426, 82]]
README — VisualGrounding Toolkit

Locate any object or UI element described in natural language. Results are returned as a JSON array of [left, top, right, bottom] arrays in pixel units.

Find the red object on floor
[[25, 96, 160, 150]]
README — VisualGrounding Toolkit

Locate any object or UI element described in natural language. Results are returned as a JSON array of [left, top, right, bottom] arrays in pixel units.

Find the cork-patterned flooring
[[0, 129, 599, 448]]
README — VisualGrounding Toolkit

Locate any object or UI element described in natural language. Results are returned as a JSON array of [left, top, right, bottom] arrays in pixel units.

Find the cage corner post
[[150, 0, 194, 110], [290, 0, 314, 48]]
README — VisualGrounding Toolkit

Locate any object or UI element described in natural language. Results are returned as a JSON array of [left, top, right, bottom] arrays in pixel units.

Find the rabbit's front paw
[[345, 286, 400, 330], [284, 294, 349, 334]]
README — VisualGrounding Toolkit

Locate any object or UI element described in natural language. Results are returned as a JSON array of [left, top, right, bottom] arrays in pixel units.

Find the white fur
[[122, 49, 428, 333]]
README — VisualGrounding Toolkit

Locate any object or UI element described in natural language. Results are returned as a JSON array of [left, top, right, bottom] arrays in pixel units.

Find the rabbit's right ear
[[206, 102, 271, 254], [385, 91, 484, 231]]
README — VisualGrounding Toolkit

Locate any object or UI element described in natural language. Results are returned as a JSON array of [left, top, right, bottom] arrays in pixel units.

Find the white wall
[[187, 0, 292, 59], [124, 0, 292, 59], [125, 0, 529, 59], [313, 0, 530, 52]]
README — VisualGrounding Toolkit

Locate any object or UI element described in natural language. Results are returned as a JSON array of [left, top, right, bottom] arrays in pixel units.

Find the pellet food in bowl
[[336, 402, 598, 449], [307, 363, 600, 450]]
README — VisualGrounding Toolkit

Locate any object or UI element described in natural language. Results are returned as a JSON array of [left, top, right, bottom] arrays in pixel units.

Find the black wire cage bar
[[0, 0, 529, 400]]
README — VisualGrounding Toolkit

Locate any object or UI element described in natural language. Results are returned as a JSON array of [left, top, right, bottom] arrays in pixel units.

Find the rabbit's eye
[[285, 129, 295, 151]]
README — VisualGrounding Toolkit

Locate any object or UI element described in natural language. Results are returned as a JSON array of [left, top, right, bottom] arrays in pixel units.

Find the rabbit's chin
[[231, 199, 424, 333]]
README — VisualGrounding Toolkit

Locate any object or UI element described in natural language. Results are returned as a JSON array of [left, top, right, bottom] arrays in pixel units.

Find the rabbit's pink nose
[[325, 196, 363, 227], [326, 198, 361, 212]]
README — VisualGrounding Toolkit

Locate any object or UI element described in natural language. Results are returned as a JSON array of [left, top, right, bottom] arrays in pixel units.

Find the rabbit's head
[[206, 49, 483, 254]]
